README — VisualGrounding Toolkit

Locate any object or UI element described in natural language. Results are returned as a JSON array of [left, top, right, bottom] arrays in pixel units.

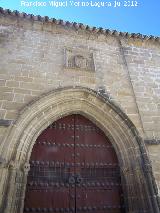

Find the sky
[[0, 0, 160, 36]]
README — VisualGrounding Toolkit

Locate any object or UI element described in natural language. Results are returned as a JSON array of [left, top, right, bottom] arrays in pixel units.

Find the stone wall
[[0, 9, 160, 205]]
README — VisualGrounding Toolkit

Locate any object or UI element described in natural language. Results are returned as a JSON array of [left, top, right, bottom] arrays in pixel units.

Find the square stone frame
[[0, 86, 159, 213]]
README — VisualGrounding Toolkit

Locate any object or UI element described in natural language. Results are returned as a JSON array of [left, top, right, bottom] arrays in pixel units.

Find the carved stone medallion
[[65, 48, 95, 72]]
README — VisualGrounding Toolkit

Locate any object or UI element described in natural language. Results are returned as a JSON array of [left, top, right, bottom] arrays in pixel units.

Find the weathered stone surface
[[0, 9, 160, 213]]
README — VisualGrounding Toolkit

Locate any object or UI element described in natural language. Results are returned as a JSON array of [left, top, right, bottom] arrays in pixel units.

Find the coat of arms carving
[[65, 48, 95, 72]]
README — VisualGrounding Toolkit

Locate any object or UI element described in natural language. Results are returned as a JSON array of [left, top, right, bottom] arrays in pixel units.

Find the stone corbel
[[22, 163, 30, 173]]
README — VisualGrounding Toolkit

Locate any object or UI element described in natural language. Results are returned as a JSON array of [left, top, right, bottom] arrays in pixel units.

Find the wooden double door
[[24, 114, 125, 213]]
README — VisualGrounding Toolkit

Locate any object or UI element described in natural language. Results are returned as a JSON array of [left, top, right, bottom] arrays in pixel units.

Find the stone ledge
[[0, 119, 13, 127], [0, 7, 159, 42], [145, 139, 160, 145]]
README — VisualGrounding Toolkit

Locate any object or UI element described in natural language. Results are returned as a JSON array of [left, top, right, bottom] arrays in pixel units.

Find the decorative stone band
[[0, 119, 13, 127], [0, 7, 159, 42], [144, 139, 160, 145]]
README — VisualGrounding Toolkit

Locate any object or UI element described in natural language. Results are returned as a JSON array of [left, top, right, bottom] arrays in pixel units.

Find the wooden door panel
[[24, 189, 70, 207], [74, 115, 123, 213], [75, 146, 118, 164], [24, 115, 76, 213], [76, 187, 121, 204], [24, 114, 125, 213]]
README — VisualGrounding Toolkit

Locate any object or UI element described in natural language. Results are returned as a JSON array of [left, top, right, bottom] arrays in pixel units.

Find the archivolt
[[0, 86, 159, 213]]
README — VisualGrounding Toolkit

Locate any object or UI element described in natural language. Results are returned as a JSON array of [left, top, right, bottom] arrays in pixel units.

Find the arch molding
[[0, 86, 159, 213]]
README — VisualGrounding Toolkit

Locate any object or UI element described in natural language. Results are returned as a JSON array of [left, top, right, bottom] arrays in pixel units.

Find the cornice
[[0, 7, 160, 43]]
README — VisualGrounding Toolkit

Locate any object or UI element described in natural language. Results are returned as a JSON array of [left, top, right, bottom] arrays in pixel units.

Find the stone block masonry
[[0, 8, 160, 212]]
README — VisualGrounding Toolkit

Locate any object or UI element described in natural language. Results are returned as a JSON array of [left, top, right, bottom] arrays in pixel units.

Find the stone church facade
[[0, 8, 160, 213]]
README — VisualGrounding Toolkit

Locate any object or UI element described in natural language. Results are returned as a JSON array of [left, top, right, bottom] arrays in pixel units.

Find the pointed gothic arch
[[0, 86, 159, 213]]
